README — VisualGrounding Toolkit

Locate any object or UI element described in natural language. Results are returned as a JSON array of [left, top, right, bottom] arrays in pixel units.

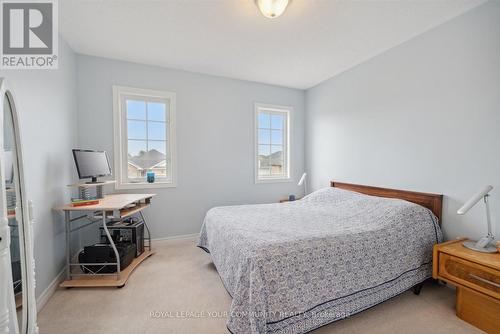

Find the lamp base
[[462, 241, 498, 253]]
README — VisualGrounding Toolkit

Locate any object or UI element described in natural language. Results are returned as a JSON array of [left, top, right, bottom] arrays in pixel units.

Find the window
[[255, 103, 290, 182], [113, 86, 176, 189]]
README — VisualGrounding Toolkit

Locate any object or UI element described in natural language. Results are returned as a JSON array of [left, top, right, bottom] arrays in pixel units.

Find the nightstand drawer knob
[[469, 274, 500, 288]]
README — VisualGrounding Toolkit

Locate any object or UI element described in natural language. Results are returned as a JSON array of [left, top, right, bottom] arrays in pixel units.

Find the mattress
[[197, 187, 442, 334]]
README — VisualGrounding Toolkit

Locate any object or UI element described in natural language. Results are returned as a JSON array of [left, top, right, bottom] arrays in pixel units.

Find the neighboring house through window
[[255, 103, 290, 182], [113, 86, 176, 189]]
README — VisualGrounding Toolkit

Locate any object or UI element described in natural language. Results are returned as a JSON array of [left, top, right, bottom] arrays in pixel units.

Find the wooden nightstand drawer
[[439, 253, 500, 299]]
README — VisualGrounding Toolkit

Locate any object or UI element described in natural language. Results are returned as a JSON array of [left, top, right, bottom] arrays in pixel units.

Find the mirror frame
[[0, 79, 38, 334]]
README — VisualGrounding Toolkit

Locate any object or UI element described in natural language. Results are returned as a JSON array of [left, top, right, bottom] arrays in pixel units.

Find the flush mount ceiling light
[[256, 0, 290, 19]]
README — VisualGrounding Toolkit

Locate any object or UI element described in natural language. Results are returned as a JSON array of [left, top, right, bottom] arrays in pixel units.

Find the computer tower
[[99, 219, 144, 257]]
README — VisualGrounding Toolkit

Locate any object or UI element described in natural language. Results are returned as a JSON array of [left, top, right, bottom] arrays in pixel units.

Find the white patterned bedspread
[[197, 187, 442, 334]]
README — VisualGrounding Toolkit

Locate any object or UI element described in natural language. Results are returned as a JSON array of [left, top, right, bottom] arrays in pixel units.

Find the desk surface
[[56, 193, 156, 211]]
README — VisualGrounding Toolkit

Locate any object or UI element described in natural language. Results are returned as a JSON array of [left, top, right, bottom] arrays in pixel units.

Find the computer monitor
[[72, 149, 112, 183]]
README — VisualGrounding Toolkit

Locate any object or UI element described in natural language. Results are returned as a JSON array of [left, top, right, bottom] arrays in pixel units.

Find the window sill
[[115, 181, 177, 190], [255, 177, 292, 184]]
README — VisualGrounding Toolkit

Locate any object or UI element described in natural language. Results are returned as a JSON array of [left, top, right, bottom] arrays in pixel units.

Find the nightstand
[[433, 239, 500, 334]]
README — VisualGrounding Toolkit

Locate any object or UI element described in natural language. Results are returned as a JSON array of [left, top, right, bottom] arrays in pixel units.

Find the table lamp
[[457, 185, 497, 253], [298, 173, 307, 195]]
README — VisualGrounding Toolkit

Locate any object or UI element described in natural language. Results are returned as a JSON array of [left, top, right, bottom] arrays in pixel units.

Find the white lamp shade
[[457, 185, 493, 215], [298, 173, 307, 186]]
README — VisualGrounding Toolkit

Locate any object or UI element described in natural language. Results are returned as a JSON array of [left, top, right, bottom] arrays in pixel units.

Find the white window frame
[[113, 85, 177, 189], [254, 103, 291, 183]]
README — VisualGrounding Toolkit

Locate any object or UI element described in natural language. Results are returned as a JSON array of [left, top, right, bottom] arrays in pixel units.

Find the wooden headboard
[[331, 181, 443, 222]]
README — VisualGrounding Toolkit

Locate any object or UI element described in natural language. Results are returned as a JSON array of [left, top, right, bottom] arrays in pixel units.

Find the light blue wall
[[305, 1, 500, 241], [3, 1, 496, 301], [0, 38, 78, 298], [76, 55, 305, 239]]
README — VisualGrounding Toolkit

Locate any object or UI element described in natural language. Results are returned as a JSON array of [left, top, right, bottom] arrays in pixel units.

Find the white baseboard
[[36, 268, 65, 312], [152, 233, 198, 242]]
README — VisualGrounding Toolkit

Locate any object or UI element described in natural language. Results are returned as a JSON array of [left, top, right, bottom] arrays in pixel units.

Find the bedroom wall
[[76, 55, 305, 239], [0, 38, 78, 299], [305, 0, 500, 241]]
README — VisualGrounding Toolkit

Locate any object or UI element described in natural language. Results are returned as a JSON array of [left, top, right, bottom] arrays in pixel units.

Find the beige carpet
[[38, 237, 483, 334]]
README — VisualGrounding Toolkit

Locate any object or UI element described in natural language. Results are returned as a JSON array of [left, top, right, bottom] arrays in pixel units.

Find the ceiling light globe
[[256, 0, 290, 19]]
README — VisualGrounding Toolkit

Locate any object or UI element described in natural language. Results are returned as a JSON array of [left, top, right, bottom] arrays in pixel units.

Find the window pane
[[118, 89, 175, 185], [271, 160, 284, 175], [127, 140, 168, 180], [258, 112, 270, 129], [270, 146, 283, 175], [127, 100, 146, 119], [148, 140, 167, 155], [127, 120, 146, 140], [258, 155, 270, 176], [271, 145, 283, 154], [271, 130, 283, 145], [271, 114, 284, 130], [148, 121, 166, 140], [258, 129, 270, 144], [148, 102, 167, 122], [259, 167, 271, 177], [147, 141, 168, 179], [128, 140, 147, 158], [256, 107, 289, 181], [151, 162, 167, 179], [258, 145, 270, 156]]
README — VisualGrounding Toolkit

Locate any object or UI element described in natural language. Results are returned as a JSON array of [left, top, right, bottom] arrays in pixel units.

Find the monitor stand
[[85, 177, 105, 198], [81, 178, 105, 199], [85, 177, 102, 184], [69, 180, 115, 200]]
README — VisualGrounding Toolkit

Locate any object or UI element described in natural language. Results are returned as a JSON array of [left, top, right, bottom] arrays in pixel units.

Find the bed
[[197, 181, 443, 334]]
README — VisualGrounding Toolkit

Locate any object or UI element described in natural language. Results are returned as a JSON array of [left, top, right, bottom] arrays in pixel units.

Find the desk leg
[[100, 210, 121, 278], [139, 211, 151, 250], [65, 211, 70, 280]]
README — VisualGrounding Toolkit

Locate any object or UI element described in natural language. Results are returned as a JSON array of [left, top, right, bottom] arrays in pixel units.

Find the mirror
[[4, 92, 25, 332], [0, 80, 38, 334]]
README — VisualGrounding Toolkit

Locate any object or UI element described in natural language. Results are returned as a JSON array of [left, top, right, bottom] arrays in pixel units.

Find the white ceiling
[[60, 0, 486, 89]]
